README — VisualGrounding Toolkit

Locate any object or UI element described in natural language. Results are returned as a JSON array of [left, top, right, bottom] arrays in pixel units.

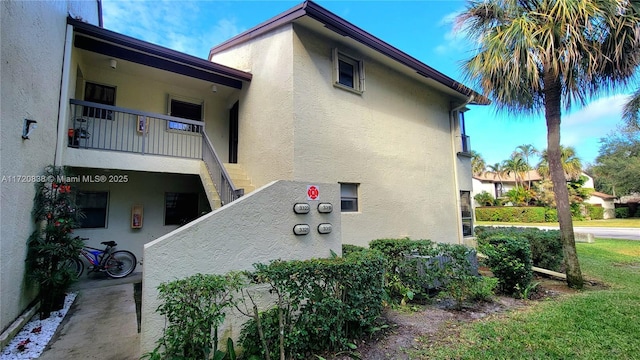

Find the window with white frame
[[340, 183, 359, 212], [333, 49, 364, 93]]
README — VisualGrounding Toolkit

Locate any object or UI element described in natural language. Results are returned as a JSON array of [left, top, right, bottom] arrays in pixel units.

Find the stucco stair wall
[[224, 163, 256, 194], [199, 162, 222, 209]]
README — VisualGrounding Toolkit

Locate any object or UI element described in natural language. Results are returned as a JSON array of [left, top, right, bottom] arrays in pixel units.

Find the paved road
[[498, 225, 640, 240]]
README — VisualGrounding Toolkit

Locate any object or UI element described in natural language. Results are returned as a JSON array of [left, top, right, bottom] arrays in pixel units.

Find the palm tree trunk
[[544, 71, 584, 289]]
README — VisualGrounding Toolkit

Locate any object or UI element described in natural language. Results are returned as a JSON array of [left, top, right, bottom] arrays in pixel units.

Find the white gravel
[[1, 293, 77, 360]]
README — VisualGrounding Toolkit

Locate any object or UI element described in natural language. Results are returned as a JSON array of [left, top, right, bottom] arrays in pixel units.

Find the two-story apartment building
[[2, 0, 487, 338]]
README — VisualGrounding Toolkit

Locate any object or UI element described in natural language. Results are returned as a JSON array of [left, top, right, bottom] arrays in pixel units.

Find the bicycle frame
[[79, 246, 108, 267]]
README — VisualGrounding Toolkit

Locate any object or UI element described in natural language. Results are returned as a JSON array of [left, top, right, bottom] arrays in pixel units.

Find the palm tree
[[456, 0, 640, 289], [470, 150, 487, 176], [538, 146, 583, 180], [513, 144, 538, 189], [503, 155, 528, 189], [623, 87, 640, 130], [486, 162, 506, 197]]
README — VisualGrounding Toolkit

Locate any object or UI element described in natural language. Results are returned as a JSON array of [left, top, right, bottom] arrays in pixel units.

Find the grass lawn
[[476, 218, 640, 228], [413, 239, 640, 359]]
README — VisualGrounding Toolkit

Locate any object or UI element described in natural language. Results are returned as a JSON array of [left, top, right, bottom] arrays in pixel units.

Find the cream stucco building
[[2, 0, 488, 343]]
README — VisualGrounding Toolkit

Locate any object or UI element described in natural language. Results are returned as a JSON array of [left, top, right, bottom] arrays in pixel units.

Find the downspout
[[54, 24, 74, 166], [449, 95, 474, 244]]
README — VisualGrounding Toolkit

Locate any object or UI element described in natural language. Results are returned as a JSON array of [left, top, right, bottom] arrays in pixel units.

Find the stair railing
[[202, 132, 243, 206]]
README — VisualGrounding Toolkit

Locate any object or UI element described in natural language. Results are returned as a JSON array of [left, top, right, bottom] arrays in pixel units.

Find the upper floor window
[[333, 49, 364, 93], [454, 110, 470, 154], [84, 82, 116, 119], [168, 97, 203, 133]]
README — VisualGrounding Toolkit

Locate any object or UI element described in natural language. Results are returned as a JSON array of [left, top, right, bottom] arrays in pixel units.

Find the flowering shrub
[[26, 166, 83, 318]]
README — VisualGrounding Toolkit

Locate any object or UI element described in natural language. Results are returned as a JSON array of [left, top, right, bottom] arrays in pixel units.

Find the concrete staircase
[[199, 162, 222, 209], [223, 163, 256, 195]]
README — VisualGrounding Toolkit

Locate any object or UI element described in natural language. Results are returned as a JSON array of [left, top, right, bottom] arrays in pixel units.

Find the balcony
[[64, 100, 242, 206], [68, 100, 203, 159]]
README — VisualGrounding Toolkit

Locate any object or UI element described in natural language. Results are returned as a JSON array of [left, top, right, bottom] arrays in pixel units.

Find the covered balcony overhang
[[68, 17, 252, 89], [59, 19, 247, 205]]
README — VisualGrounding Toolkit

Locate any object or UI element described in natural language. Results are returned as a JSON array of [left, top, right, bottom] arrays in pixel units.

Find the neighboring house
[[2, 0, 488, 339], [471, 170, 616, 219]]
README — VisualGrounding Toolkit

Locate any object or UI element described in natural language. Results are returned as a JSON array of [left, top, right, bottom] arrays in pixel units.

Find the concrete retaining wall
[[140, 180, 341, 353]]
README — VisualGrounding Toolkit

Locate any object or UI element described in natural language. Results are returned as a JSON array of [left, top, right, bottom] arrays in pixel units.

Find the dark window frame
[[168, 97, 204, 133], [83, 81, 116, 120], [164, 192, 200, 226], [460, 191, 473, 237], [76, 191, 109, 228]]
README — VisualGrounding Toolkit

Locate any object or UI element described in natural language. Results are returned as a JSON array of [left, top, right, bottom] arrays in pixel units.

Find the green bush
[[474, 191, 496, 206], [145, 272, 244, 360], [342, 243, 367, 256], [469, 277, 499, 302], [479, 234, 533, 296], [476, 226, 563, 271], [369, 238, 479, 305], [545, 208, 558, 222], [369, 238, 436, 301], [586, 204, 604, 220], [616, 207, 630, 218], [240, 250, 386, 359], [475, 206, 546, 222]]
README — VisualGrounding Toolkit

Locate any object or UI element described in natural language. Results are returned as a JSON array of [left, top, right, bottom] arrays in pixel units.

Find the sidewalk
[[38, 273, 142, 360]]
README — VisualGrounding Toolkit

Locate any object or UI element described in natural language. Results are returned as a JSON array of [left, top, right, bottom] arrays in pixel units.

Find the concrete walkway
[[39, 273, 142, 360]]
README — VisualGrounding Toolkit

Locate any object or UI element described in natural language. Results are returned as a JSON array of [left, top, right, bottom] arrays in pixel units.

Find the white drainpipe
[[54, 24, 74, 166], [449, 95, 475, 244]]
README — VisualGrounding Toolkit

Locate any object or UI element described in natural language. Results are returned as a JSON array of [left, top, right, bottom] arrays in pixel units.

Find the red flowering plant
[[26, 166, 84, 318]]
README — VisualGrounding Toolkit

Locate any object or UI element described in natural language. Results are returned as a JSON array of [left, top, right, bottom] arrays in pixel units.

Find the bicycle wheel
[[104, 250, 137, 278], [63, 258, 84, 279]]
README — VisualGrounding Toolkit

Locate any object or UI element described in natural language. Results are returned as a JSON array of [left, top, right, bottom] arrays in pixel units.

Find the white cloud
[[434, 9, 469, 56], [101, 0, 244, 59]]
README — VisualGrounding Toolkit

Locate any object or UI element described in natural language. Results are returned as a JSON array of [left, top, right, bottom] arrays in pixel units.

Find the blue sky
[[102, 0, 635, 167]]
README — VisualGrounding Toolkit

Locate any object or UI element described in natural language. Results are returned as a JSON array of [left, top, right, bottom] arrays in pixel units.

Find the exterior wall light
[[22, 119, 38, 139]]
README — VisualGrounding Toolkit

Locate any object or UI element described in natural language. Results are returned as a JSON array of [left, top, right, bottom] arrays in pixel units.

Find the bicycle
[[67, 237, 137, 279]]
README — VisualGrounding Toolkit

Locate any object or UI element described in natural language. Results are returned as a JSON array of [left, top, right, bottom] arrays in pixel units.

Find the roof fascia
[[68, 17, 252, 84]]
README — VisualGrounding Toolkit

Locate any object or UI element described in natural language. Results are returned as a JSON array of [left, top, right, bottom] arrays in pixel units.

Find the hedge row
[[240, 249, 386, 359], [475, 206, 546, 222]]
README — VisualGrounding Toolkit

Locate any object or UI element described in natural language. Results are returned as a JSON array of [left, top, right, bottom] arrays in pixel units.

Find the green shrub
[[476, 226, 562, 271], [475, 206, 546, 222], [479, 234, 533, 296], [616, 207, 630, 218], [240, 250, 386, 359], [145, 272, 244, 360], [369, 238, 436, 301], [369, 239, 479, 305], [474, 191, 496, 206], [469, 277, 499, 302], [586, 204, 604, 220], [545, 207, 558, 222], [342, 243, 366, 256]]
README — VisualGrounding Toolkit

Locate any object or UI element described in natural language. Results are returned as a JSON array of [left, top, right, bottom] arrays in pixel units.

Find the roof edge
[[209, 1, 489, 105], [68, 17, 252, 82]]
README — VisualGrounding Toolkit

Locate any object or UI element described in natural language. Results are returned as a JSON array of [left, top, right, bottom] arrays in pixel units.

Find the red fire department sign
[[307, 185, 319, 201]]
